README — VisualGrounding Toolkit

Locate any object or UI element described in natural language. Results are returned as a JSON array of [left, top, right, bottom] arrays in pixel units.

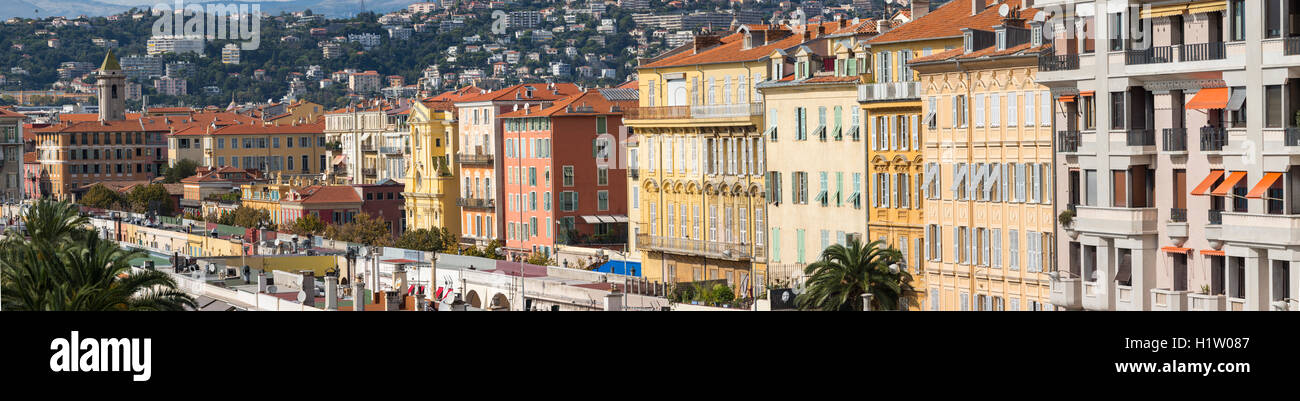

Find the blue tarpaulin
[[595, 260, 641, 277]]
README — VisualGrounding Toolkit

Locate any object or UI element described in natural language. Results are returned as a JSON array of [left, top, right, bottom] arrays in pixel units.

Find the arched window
[[111, 84, 118, 99]]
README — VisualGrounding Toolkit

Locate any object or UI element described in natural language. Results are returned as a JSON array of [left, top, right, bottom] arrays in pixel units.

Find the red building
[[352, 178, 405, 238], [498, 89, 634, 259], [281, 185, 362, 226]]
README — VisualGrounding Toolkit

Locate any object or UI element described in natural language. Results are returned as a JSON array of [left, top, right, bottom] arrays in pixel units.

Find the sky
[[1, 0, 415, 20]]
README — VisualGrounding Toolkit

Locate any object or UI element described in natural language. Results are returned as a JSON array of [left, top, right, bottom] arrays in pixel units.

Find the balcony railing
[[690, 103, 763, 119], [857, 81, 921, 102], [1126, 46, 1173, 65], [455, 153, 494, 164], [379, 146, 405, 155], [1286, 128, 1300, 146], [1126, 129, 1155, 146], [1057, 130, 1081, 152], [457, 197, 496, 209], [629, 168, 640, 180], [1287, 37, 1300, 56], [361, 168, 376, 176], [1178, 42, 1227, 62], [1200, 126, 1227, 151], [361, 144, 376, 152], [625, 105, 690, 119], [1208, 209, 1223, 225], [636, 234, 763, 261], [1162, 127, 1187, 151], [1039, 53, 1080, 72], [1170, 208, 1187, 223]]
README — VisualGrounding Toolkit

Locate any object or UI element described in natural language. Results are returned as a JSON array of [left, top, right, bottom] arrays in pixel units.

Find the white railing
[[689, 103, 762, 119], [858, 81, 921, 102]]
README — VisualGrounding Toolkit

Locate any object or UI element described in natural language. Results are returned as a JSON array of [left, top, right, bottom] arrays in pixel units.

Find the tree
[[523, 252, 555, 266], [437, 227, 459, 252], [162, 159, 199, 183], [324, 212, 392, 247], [395, 228, 443, 252], [79, 184, 126, 210], [1, 200, 196, 311], [287, 213, 327, 236], [227, 206, 270, 228], [127, 184, 174, 216], [795, 238, 915, 311]]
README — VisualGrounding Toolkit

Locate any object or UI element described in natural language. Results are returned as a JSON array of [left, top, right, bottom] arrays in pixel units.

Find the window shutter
[[1009, 229, 1019, 271], [924, 227, 931, 261], [991, 93, 1001, 127], [953, 227, 960, 265], [936, 227, 943, 262], [1042, 163, 1052, 203], [1015, 163, 1026, 202], [1034, 163, 1044, 203], [951, 96, 958, 127], [885, 174, 892, 208], [992, 228, 1002, 267], [975, 94, 985, 127], [1001, 163, 1010, 203], [910, 115, 919, 150], [1025, 91, 1035, 126]]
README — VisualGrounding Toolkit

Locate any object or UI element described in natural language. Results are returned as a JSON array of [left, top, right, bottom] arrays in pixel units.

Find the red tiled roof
[[0, 107, 25, 118], [868, 0, 1038, 45], [208, 122, 324, 135], [455, 82, 583, 103], [293, 185, 361, 204], [23, 152, 37, 163], [497, 89, 637, 118]]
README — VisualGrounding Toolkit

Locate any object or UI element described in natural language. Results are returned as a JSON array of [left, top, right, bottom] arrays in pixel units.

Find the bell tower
[[96, 49, 127, 122]]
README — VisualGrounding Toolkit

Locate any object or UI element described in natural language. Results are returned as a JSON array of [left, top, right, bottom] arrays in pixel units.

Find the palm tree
[[0, 200, 196, 311], [794, 237, 915, 311]]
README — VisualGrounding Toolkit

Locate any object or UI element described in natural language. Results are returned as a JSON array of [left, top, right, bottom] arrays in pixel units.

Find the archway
[[490, 293, 511, 311], [465, 290, 481, 308]]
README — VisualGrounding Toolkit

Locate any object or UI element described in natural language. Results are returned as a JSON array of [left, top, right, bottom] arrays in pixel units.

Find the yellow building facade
[[909, 8, 1055, 311], [240, 182, 297, 225], [403, 101, 462, 238]]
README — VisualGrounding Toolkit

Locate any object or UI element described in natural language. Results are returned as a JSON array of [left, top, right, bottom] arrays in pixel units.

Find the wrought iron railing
[[1039, 53, 1080, 72], [857, 81, 922, 102], [1178, 42, 1227, 62], [1200, 126, 1227, 151], [457, 197, 496, 209], [1286, 37, 1300, 56], [455, 153, 494, 164], [1170, 208, 1187, 223], [1126, 129, 1155, 146], [1057, 130, 1081, 152], [1162, 127, 1187, 151], [1126, 46, 1173, 65], [1208, 209, 1223, 225], [1286, 127, 1300, 146]]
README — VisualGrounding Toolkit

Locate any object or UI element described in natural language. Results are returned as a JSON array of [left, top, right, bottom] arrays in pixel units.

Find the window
[[1110, 91, 1126, 130], [1266, 0, 1283, 39], [597, 190, 609, 211], [1230, 0, 1246, 41], [1266, 85, 1284, 128], [562, 166, 574, 186]]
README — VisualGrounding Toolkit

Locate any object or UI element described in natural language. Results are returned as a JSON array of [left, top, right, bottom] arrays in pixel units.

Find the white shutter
[[991, 94, 1001, 127], [1025, 91, 1035, 126], [982, 228, 990, 266], [1001, 163, 1010, 203], [1042, 163, 1052, 203], [951, 96, 958, 127], [936, 227, 943, 262], [885, 174, 892, 208], [953, 227, 961, 264], [1015, 163, 1026, 202], [887, 116, 895, 150], [910, 115, 919, 150], [915, 172, 923, 209], [967, 228, 974, 265], [1040, 90, 1050, 126], [975, 94, 985, 127], [1034, 163, 1044, 203], [924, 226, 931, 260], [1009, 92, 1019, 126], [1009, 229, 1019, 271], [992, 228, 1002, 267]]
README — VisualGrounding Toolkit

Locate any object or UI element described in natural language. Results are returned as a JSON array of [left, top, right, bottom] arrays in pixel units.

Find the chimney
[[604, 287, 624, 311], [839, 18, 848, 29], [877, 20, 891, 34], [257, 272, 267, 293], [353, 281, 366, 311], [693, 35, 722, 54], [802, 29, 811, 41], [971, 0, 986, 16], [913, 0, 931, 19], [325, 275, 338, 310], [299, 270, 315, 307]]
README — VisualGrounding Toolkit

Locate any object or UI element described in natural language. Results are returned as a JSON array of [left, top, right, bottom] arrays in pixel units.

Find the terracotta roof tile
[[868, 0, 1038, 45]]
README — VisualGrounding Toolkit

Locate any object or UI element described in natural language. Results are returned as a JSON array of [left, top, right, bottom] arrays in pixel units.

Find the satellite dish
[[999, 4, 1010, 17], [266, 285, 278, 293], [297, 290, 308, 303]]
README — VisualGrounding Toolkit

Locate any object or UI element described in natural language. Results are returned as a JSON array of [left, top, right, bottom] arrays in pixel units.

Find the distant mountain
[[1, 0, 414, 20]]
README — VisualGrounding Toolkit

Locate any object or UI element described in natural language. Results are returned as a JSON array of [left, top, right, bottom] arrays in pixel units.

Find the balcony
[[1073, 206, 1159, 236], [1169, 208, 1187, 223], [457, 197, 496, 209], [857, 81, 921, 103], [1082, 280, 1113, 311], [636, 234, 763, 261], [1200, 127, 1228, 151], [379, 146, 405, 155], [1150, 288, 1188, 311], [1126, 129, 1155, 146], [625, 105, 690, 120], [628, 168, 640, 180], [1187, 293, 1226, 311], [1168, 208, 1188, 238], [1161, 128, 1186, 152], [1057, 130, 1080, 153], [1220, 212, 1300, 247], [361, 143, 376, 152], [1178, 42, 1227, 62], [455, 153, 494, 165], [1038, 53, 1079, 72], [1049, 277, 1083, 310], [361, 168, 376, 176], [1125, 46, 1173, 65]]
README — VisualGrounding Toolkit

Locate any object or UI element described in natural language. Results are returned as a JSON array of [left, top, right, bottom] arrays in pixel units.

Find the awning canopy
[[1079, 90, 1096, 97], [1211, 171, 1247, 196], [1115, 260, 1132, 283], [1246, 172, 1284, 199], [610, 215, 629, 223], [1200, 249, 1226, 256], [1058, 95, 1077, 103], [1191, 170, 1224, 195], [1186, 87, 1229, 110], [1161, 246, 1192, 254], [332, 154, 347, 165], [580, 215, 601, 224], [1226, 87, 1247, 111]]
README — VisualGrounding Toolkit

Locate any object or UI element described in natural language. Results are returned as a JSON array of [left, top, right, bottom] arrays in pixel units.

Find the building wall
[[37, 130, 167, 200], [457, 102, 504, 246], [1, 118, 22, 201], [405, 105, 461, 239], [919, 62, 1054, 311]]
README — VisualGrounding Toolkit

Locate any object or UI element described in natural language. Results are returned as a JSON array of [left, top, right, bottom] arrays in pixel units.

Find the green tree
[[287, 213, 327, 236], [162, 159, 199, 183], [524, 252, 555, 266], [127, 184, 174, 216], [324, 212, 393, 247], [795, 238, 915, 311], [79, 184, 126, 210], [1, 200, 196, 311], [395, 228, 443, 252], [228, 206, 271, 229]]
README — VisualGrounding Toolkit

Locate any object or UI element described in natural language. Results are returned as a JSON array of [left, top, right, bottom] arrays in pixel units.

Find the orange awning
[[1079, 90, 1096, 97], [1246, 172, 1284, 199], [1191, 170, 1224, 196], [1161, 246, 1192, 254], [1058, 95, 1076, 102], [1200, 249, 1226, 256], [1210, 171, 1247, 196], [1187, 87, 1229, 110]]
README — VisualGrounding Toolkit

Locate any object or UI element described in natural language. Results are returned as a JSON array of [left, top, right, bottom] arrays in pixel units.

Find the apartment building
[[324, 101, 408, 185], [910, 3, 1055, 311], [498, 88, 636, 260], [1040, 0, 1300, 311], [758, 40, 871, 285], [627, 22, 855, 292], [146, 35, 204, 56], [452, 83, 582, 248], [1, 108, 23, 201], [221, 43, 241, 65], [404, 96, 463, 240], [185, 122, 331, 178]]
